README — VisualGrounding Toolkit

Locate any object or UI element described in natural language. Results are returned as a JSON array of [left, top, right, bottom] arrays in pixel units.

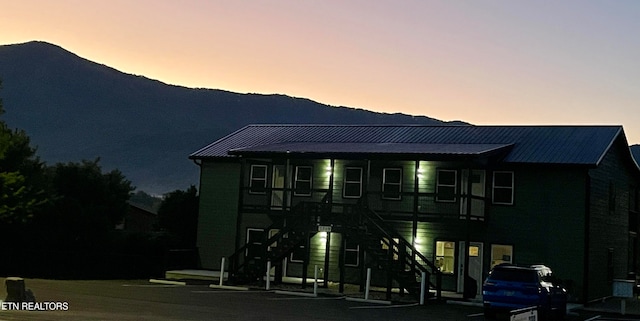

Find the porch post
[[463, 167, 473, 299], [339, 233, 346, 293]]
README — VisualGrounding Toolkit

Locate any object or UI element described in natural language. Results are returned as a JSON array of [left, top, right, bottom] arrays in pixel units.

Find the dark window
[[294, 166, 313, 196], [343, 167, 363, 198], [249, 165, 267, 194], [246, 228, 264, 259], [382, 168, 402, 200], [492, 171, 514, 205], [609, 181, 616, 214], [436, 170, 457, 202], [344, 238, 359, 267], [290, 244, 305, 263]]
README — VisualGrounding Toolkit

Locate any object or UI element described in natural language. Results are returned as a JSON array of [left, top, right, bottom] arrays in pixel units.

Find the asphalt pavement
[[0, 278, 639, 321]]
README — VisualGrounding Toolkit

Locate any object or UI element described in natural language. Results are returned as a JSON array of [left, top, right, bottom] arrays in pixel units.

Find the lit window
[[382, 168, 402, 200], [343, 167, 363, 198], [294, 166, 313, 196], [490, 244, 513, 268], [249, 165, 267, 194], [436, 170, 457, 202], [435, 241, 455, 274], [492, 171, 514, 205]]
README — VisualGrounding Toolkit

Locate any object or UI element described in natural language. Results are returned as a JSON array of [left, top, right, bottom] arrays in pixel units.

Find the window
[[246, 228, 264, 259], [492, 171, 514, 205], [490, 244, 513, 268], [381, 237, 399, 260], [382, 168, 402, 200], [609, 181, 616, 214], [290, 244, 306, 263], [435, 241, 455, 274], [294, 166, 313, 196], [436, 169, 457, 202], [343, 167, 363, 198], [344, 238, 359, 267], [249, 165, 268, 194]]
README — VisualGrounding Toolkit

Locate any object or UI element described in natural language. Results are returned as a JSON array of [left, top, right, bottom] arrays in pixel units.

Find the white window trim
[[289, 244, 305, 263], [343, 167, 363, 199], [344, 241, 360, 267], [436, 169, 457, 202], [294, 166, 313, 196], [382, 168, 402, 200], [245, 228, 264, 258], [492, 171, 514, 205], [249, 164, 268, 194]]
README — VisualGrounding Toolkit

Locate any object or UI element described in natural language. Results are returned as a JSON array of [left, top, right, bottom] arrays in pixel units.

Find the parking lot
[[0, 278, 637, 321]]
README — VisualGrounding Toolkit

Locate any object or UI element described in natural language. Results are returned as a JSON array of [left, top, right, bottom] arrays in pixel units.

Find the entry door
[[460, 170, 486, 218], [457, 241, 483, 295]]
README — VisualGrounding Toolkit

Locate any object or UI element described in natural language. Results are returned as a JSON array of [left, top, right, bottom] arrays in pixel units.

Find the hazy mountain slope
[[0, 41, 464, 194]]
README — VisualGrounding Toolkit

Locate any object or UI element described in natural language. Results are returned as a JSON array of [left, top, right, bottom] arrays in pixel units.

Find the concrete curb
[[148, 279, 187, 286], [209, 284, 250, 291]]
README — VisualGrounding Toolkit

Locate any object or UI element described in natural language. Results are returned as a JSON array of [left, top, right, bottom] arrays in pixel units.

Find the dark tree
[[43, 159, 134, 245], [0, 81, 48, 225], [157, 185, 199, 247]]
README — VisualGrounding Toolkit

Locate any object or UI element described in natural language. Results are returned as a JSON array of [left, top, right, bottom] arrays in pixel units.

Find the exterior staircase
[[226, 201, 442, 301]]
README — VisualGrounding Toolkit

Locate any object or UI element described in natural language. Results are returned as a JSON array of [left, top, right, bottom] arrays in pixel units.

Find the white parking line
[[192, 290, 264, 293], [268, 296, 345, 300], [122, 284, 181, 287], [348, 303, 419, 309]]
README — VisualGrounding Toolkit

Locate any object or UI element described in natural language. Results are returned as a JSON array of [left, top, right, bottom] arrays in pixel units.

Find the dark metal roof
[[189, 125, 626, 165], [229, 142, 514, 158]]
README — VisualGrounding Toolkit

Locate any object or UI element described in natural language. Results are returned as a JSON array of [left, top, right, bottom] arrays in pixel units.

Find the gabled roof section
[[189, 125, 625, 165]]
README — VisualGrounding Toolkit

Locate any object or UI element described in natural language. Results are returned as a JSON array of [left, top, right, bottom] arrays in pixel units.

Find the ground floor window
[[344, 238, 359, 267], [246, 228, 264, 259], [490, 244, 513, 268], [435, 241, 455, 274], [290, 243, 306, 263]]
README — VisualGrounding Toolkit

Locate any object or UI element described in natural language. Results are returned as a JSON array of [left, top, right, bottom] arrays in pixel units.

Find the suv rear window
[[490, 269, 538, 283]]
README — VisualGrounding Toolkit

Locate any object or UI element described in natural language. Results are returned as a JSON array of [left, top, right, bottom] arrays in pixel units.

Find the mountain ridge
[[0, 41, 464, 194]]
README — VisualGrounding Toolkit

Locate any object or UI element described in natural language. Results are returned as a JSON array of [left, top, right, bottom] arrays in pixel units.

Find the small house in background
[[117, 202, 158, 232], [189, 124, 640, 303]]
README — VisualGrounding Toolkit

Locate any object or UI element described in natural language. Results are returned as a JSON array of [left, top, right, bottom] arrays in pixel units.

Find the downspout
[[583, 170, 591, 303], [413, 160, 419, 260], [234, 158, 246, 269], [463, 167, 473, 299]]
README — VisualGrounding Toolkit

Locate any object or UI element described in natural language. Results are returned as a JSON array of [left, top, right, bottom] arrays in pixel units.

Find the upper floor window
[[492, 171, 514, 205], [382, 168, 402, 200], [249, 165, 268, 194], [343, 167, 363, 198], [294, 166, 313, 196], [436, 169, 457, 202]]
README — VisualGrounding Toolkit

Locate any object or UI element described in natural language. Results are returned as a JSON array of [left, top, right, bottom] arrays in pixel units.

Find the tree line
[[0, 82, 198, 278]]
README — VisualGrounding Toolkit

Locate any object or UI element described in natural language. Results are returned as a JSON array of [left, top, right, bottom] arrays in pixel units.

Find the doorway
[[457, 241, 483, 295]]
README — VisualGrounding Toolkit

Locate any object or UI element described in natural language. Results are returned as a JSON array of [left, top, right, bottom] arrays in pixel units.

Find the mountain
[[0, 41, 465, 194]]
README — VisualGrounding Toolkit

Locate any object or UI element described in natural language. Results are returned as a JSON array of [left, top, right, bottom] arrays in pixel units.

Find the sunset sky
[[1, 1, 639, 143]]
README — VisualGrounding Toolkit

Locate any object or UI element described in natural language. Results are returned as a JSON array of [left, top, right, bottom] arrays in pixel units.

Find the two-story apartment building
[[189, 125, 640, 303]]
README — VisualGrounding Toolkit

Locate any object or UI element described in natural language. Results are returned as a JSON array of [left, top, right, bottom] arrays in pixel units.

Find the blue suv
[[482, 264, 567, 319]]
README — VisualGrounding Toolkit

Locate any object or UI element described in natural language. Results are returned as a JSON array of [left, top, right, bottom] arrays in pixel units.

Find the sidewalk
[[579, 297, 640, 316]]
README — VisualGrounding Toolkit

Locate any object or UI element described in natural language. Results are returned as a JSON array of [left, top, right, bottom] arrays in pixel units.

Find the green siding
[[197, 161, 240, 269], [486, 167, 587, 300], [587, 139, 635, 300]]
